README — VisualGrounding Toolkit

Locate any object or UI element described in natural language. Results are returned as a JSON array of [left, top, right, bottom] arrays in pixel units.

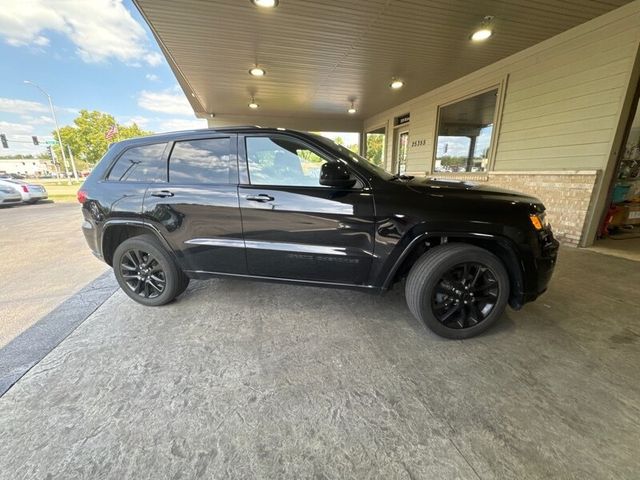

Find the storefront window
[[434, 88, 498, 173]]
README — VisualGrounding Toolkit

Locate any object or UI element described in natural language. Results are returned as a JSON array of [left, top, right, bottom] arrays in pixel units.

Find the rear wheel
[[113, 234, 185, 306], [405, 243, 510, 339]]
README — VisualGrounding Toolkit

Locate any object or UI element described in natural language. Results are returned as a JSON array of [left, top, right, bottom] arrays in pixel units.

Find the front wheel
[[113, 234, 185, 306], [405, 243, 510, 339]]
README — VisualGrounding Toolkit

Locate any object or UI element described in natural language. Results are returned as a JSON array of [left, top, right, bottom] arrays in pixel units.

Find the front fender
[[374, 227, 526, 308]]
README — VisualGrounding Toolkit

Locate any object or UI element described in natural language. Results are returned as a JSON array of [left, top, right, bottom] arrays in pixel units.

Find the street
[[0, 202, 107, 347]]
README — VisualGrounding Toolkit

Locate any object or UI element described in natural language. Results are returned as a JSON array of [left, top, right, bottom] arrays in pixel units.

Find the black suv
[[79, 127, 558, 339]]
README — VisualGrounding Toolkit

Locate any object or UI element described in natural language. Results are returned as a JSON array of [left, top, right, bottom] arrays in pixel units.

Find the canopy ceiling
[[134, 0, 631, 130]]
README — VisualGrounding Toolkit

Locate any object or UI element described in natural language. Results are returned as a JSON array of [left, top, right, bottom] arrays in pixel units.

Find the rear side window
[[169, 138, 232, 184], [107, 143, 167, 182]]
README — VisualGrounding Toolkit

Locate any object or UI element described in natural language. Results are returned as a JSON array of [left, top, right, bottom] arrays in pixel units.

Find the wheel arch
[[101, 220, 172, 267], [383, 232, 525, 309]]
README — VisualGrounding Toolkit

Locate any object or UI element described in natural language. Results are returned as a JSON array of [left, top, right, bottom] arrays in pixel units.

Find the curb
[[0, 271, 118, 397]]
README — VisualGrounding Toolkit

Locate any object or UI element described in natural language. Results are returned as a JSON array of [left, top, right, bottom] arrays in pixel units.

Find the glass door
[[395, 130, 409, 174]]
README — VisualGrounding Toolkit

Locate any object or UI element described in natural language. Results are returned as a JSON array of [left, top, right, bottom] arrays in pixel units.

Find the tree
[[365, 134, 384, 166], [53, 110, 152, 169], [329, 135, 359, 154]]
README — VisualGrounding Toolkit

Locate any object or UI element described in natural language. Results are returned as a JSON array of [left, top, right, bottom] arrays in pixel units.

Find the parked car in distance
[[0, 185, 22, 207], [79, 127, 559, 339], [0, 179, 48, 204]]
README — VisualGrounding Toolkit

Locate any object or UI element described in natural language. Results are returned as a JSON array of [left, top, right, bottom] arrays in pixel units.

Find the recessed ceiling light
[[248, 97, 259, 109], [249, 66, 266, 77], [251, 0, 278, 8], [471, 28, 492, 41], [390, 79, 404, 89], [471, 16, 494, 42], [348, 101, 357, 114]]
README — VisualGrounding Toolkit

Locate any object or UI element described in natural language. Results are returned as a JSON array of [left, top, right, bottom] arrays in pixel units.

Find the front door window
[[246, 136, 329, 187]]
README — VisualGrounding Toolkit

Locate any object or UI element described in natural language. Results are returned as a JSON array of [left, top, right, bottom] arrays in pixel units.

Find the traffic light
[[0, 134, 7, 148], [32, 136, 39, 145]]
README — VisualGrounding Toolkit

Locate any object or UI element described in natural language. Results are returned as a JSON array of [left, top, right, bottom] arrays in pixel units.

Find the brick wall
[[426, 171, 600, 245]]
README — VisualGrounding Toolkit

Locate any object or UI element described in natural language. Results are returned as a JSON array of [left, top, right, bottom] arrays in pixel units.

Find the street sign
[[44, 140, 58, 145]]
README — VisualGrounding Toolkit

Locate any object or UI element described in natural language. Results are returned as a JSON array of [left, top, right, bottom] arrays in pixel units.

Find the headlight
[[529, 212, 548, 231]]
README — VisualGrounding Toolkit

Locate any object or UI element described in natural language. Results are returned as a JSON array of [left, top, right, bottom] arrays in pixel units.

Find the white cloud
[[124, 115, 151, 127], [0, 98, 48, 114], [21, 115, 55, 126], [0, 120, 33, 135], [145, 73, 159, 82], [138, 88, 194, 116], [156, 118, 207, 133], [144, 52, 163, 67], [0, 97, 77, 116], [0, 0, 163, 66]]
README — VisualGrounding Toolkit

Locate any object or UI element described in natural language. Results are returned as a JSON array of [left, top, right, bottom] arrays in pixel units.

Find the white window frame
[[431, 76, 508, 174]]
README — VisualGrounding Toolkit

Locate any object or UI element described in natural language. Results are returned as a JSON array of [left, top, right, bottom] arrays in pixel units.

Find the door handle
[[245, 194, 274, 203], [150, 190, 174, 198]]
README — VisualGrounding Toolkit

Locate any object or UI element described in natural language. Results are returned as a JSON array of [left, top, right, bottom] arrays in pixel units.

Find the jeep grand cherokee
[[79, 127, 559, 339]]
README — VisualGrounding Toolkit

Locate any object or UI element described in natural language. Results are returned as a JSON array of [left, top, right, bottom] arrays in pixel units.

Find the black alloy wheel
[[431, 262, 499, 329], [405, 243, 510, 339], [112, 234, 186, 306], [119, 248, 167, 299]]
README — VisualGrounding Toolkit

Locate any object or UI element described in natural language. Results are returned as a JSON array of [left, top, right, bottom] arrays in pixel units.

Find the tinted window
[[108, 143, 167, 182], [169, 138, 232, 184], [246, 136, 329, 187]]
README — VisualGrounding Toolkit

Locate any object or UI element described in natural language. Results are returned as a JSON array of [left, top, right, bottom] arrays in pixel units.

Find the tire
[[405, 243, 510, 339], [176, 272, 191, 297], [113, 234, 185, 306]]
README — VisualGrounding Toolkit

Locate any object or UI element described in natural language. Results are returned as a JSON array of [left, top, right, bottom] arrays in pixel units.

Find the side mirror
[[319, 162, 356, 188]]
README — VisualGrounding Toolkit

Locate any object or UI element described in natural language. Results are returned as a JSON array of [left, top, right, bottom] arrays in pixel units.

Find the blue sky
[[0, 0, 207, 156]]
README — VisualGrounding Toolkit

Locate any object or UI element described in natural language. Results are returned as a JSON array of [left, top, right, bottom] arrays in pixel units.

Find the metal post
[[466, 136, 477, 172], [24, 81, 71, 184], [50, 147, 61, 179], [67, 145, 79, 180]]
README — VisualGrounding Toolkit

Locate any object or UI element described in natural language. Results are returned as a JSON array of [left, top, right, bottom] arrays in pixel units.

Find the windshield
[[310, 133, 395, 180]]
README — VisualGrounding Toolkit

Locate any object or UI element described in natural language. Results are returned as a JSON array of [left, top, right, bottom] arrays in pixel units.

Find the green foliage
[[365, 134, 384, 166], [438, 156, 468, 168], [331, 135, 359, 155], [297, 148, 325, 163], [53, 110, 152, 169]]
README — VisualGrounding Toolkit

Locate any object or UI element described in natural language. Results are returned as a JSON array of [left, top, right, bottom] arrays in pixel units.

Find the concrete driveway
[[0, 246, 638, 479], [0, 202, 107, 346]]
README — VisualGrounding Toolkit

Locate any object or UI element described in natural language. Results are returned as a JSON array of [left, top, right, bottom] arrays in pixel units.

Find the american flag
[[105, 124, 118, 141]]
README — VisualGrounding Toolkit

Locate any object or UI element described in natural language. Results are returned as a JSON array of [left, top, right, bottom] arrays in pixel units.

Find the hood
[[405, 177, 543, 209]]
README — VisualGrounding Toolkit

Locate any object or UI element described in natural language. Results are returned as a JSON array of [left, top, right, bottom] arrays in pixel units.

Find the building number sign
[[411, 139, 427, 148]]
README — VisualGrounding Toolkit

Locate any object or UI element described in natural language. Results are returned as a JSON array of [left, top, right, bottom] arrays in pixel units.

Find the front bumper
[[524, 228, 559, 303]]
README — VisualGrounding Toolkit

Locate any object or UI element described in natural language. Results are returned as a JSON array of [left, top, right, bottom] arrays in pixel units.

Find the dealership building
[[135, 0, 640, 247]]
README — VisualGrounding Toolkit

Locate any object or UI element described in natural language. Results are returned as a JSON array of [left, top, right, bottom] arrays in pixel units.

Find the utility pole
[[67, 145, 79, 180], [24, 81, 71, 185], [49, 146, 61, 179]]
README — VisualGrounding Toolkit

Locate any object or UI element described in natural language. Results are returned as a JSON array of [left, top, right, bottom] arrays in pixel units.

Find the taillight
[[21, 185, 29, 193], [77, 190, 88, 204]]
